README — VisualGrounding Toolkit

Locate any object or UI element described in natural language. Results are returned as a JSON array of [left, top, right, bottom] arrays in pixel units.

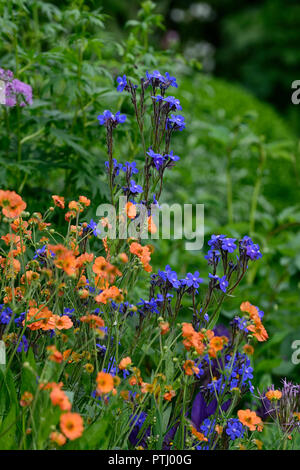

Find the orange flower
[[265, 390, 282, 401], [215, 424, 223, 435], [191, 427, 208, 442], [119, 357, 132, 370], [47, 345, 63, 363], [247, 322, 268, 342], [95, 286, 123, 304], [159, 321, 170, 335], [60, 412, 84, 440], [183, 360, 199, 376], [125, 201, 137, 219], [243, 344, 254, 356], [208, 336, 228, 358], [50, 431, 66, 446], [119, 252, 128, 263], [129, 242, 152, 272], [147, 216, 157, 234], [52, 195, 65, 209], [237, 409, 263, 431], [48, 244, 77, 276], [21, 270, 40, 285], [80, 314, 105, 331], [182, 322, 195, 339], [254, 439, 263, 450], [240, 301, 268, 342], [50, 387, 72, 411], [163, 386, 176, 401], [96, 371, 114, 394], [79, 195, 90, 207], [293, 412, 300, 421], [24, 305, 53, 331], [182, 323, 205, 355], [92, 256, 122, 285], [0, 190, 26, 218], [50, 315, 73, 330], [76, 253, 94, 268], [20, 391, 34, 407]]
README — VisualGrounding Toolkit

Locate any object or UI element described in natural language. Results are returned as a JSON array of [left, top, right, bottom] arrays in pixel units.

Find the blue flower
[[116, 75, 127, 92], [232, 316, 248, 332], [17, 335, 28, 353], [129, 180, 143, 194], [162, 96, 182, 110], [146, 70, 165, 83], [165, 265, 181, 289], [205, 248, 220, 265], [33, 245, 47, 260], [167, 150, 180, 162], [105, 158, 123, 175], [147, 148, 165, 170], [64, 308, 75, 317], [240, 236, 262, 260], [226, 419, 244, 440], [167, 114, 186, 131], [152, 95, 182, 111], [208, 274, 228, 293], [219, 275, 229, 293], [164, 72, 178, 88], [239, 364, 253, 381], [87, 219, 101, 237], [137, 297, 160, 315], [221, 237, 237, 253], [183, 271, 203, 289], [207, 234, 225, 249], [0, 305, 13, 324], [97, 110, 126, 126], [122, 161, 139, 175]]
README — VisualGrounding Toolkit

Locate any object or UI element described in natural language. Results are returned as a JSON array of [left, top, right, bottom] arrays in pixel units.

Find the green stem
[[249, 145, 266, 234]]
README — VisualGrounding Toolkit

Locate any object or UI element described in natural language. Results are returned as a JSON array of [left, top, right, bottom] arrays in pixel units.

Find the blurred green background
[[1, 0, 300, 388]]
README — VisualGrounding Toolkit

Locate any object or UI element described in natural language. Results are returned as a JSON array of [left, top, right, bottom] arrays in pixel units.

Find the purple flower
[[129, 411, 150, 447], [0, 69, 33, 107], [116, 75, 127, 92], [191, 391, 231, 431]]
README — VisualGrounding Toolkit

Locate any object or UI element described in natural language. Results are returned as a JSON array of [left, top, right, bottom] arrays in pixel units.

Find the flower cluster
[[0, 68, 33, 107], [0, 67, 293, 452]]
